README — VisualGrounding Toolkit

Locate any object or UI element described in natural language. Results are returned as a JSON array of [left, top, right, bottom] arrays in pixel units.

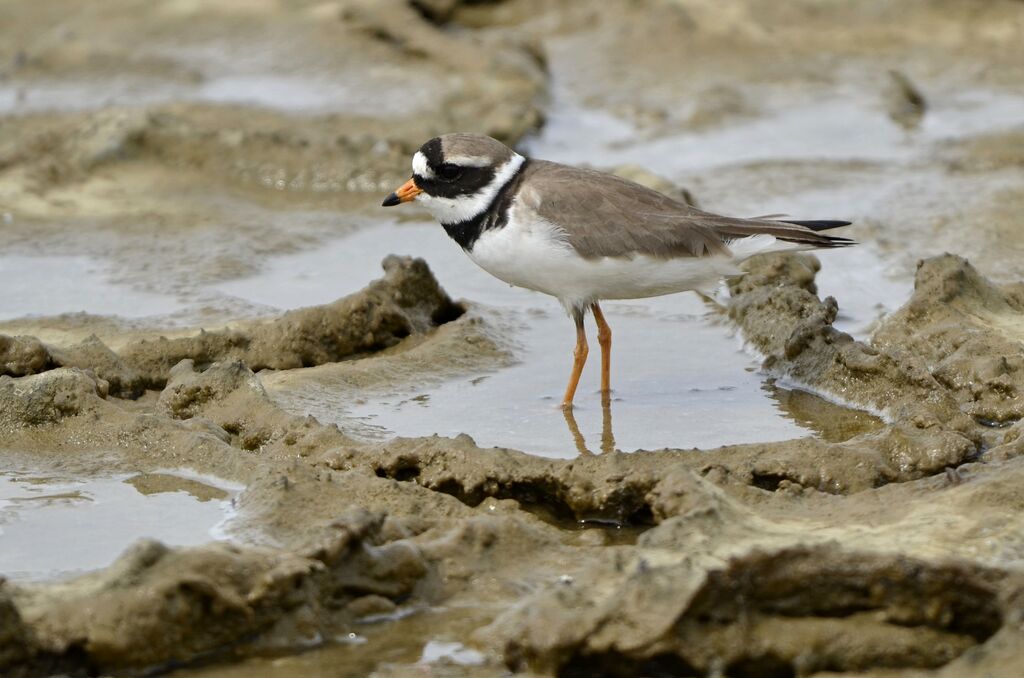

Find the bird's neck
[[441, 156, 529, 250]]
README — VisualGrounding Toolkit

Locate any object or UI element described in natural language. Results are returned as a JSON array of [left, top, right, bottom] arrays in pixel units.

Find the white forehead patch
[[412, 151, 434, 179]]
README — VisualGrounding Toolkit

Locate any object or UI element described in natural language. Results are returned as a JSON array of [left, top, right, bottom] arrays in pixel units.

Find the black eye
[[437, 163, 462, 181]]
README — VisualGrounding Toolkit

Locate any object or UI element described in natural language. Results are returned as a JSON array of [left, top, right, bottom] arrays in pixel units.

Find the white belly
[[465, 208, 777, 309]]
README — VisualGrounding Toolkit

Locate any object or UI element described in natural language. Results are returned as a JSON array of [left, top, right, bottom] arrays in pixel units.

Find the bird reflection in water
[[562, 396, 617, 455]]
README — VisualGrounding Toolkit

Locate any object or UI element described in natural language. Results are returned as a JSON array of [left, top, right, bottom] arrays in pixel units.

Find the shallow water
[[218, 221, 886, 457], [0, 254, 183, 321], [0, 463, 239, 581]]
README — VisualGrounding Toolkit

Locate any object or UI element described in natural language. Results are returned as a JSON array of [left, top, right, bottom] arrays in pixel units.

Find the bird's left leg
[[561, 309, 589, 409], [591, 302, 612, 400]]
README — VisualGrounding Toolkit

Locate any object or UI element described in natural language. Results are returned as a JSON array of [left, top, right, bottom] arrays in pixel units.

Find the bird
[[382, 133, 853, 409]]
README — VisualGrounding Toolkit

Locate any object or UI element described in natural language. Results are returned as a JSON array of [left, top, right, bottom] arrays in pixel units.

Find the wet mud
[[3, 0, 1024, 676], [4, 251, 1024, 676]]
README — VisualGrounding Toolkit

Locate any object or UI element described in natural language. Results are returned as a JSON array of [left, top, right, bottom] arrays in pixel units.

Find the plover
[[383, 133, 852, 408]]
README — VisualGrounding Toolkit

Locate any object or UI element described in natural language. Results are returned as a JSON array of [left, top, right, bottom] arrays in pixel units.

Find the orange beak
[[381, 177, 422, 206]]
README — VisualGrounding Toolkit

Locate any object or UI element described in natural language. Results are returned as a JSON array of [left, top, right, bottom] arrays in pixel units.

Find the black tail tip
[[784, 219, 852, 232]]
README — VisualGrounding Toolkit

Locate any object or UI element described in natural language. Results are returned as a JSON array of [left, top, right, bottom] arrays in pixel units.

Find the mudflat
[[2, 1, 1024, 676]]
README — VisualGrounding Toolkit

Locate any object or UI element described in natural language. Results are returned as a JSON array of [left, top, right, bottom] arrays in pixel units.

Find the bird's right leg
[[561, 309, 589, 409]]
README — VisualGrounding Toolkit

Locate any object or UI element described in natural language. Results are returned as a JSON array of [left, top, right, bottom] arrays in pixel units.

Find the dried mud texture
[[2, 256, 461, 394], [873, 255, 1024, 425], [48, 335, 147, 398], [1, 333, 145, 398]]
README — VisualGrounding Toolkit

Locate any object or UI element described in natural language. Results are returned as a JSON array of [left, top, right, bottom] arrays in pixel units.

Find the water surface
[[0, 464, 239, 581]]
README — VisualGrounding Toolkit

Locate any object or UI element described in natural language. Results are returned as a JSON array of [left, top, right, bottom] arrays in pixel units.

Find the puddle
[[0, 254, 183, 321], [220, 222, 884, 458], [768, 382, 885, 442], [0, 464, 239, 581], [528, 50, 1024, 174], [0, 71, 436, 117]]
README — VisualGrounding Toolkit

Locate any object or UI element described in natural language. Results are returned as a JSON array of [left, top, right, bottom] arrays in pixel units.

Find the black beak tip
[[381, 192, 400, 207]]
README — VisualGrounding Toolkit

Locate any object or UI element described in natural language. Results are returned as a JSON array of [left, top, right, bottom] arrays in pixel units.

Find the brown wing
[[521, 160, 851, 260]]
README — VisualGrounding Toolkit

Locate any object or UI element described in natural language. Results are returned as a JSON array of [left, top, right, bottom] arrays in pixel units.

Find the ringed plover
[[383, 133, 852, 409]]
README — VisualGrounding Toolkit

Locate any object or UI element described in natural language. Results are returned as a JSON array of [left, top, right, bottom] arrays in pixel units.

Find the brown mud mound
[[873, 255, 1024, 425], [119, 255, 463, 389], [1, 256, 462, 394], [0, 335, 55, 378], [729, 254, 976, 434], [8, 510, 431, 676]]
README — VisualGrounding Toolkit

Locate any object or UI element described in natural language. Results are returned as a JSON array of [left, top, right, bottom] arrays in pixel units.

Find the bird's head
[[382, 133, 525, 225]]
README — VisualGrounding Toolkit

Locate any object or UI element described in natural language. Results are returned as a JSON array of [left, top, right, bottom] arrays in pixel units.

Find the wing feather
[[522, 160, 852, 259]]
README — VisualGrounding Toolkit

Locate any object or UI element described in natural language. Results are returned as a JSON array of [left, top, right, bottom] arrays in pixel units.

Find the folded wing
[[522, 160, 853, 260]]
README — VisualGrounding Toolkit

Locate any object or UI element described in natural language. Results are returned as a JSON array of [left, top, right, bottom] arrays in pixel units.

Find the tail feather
[[777, 232, 855, 248], [780, 219, 852, 232], [717, 217, 855, 250], [777, 219, 854, 248]]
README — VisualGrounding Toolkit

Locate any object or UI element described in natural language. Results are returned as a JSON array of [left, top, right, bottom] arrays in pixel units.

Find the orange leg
[[561, 312, 589, 409], [591, 303, 612, 399]]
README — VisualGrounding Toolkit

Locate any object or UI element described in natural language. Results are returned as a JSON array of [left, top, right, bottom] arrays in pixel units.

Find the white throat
[[418, 153, 525, 225]]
